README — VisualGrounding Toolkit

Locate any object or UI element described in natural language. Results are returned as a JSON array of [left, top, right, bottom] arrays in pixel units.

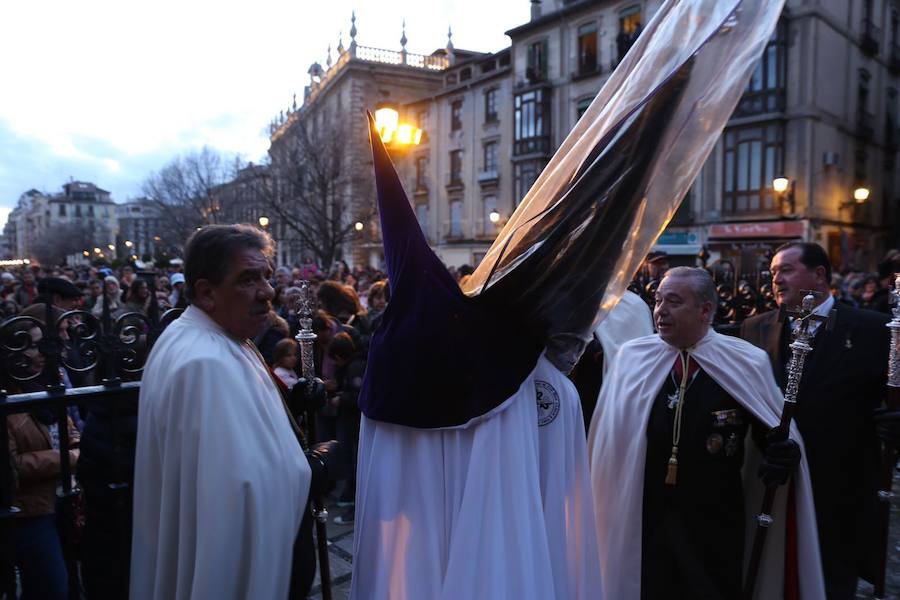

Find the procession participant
[[589, 267, 825, 599], [741, 242, 895, 599], [130, 224, 337, 600]]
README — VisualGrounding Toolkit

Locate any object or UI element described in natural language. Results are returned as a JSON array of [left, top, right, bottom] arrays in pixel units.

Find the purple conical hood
[[358, 112, 543, 428]]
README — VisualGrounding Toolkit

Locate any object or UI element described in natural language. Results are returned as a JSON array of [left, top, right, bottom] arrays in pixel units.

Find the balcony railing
[[514, 136, 551, 157], [477, 169, 500, 185], [860, 18, 881, 56], [446, 173, 464, 190], [857, 108, 875, 140]]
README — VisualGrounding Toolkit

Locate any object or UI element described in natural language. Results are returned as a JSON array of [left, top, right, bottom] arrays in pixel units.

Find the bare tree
[[260, 119, 375, 269], [141, 146, 235, 253], [32, 221, 111, 266]]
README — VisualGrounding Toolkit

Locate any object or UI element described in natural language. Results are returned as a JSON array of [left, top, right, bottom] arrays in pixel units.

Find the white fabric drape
[[131, 306, 311, 600], [588, 329, 825, 600], [352, 355, 601, 599]]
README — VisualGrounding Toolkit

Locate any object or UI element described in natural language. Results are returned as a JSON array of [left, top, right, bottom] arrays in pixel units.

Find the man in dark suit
[[741, 242, 892, 599]]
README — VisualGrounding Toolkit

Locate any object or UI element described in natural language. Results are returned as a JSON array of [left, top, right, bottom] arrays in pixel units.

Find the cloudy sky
[[0, 0, 529, 225]]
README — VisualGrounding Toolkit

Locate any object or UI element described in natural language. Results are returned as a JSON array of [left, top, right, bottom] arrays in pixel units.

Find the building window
[[58, 204, 66, 217], [483, 142, 498, 172], [735, 23, 786, 117], [887, 88, 898, 153], [482, 195, 497, 235], [576, 98, 592, 121], [416, 203, 429, 238], [75, 205, 82, 217], [416, 156, 428, 190], [87, 205, 95, 217], [722, 124, 783, 215], [485, 89, 499, 123], [858, 68, 874, 139], [526, 40, 548, 83], [449, 199, 463, 237], [449, 150, 463, 185], [460, 67, 472, 81], [514, 160, 545, 206], [514, 89, 551, 155], [577, 22, 599, 74], [617, 6, 642, 63], [451, 100, 463, 131]]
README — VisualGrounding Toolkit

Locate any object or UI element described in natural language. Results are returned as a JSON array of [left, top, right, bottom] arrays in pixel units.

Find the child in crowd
[[272, 338, 300, 389]]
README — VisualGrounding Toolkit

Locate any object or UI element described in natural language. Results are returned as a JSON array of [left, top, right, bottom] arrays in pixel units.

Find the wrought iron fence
[[0, 289, 183, 599]]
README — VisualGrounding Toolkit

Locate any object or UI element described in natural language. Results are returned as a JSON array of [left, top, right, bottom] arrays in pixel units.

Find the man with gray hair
[[588, 267, 826, 599]]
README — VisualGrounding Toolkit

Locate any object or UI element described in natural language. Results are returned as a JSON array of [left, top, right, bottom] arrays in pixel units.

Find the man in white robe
[[131, 225, 333, 600], [588, 267, 826, 599]]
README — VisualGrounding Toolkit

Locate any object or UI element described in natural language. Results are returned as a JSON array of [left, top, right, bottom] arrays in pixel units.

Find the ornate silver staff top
[[295, 281, 317, 386], [783, 291, 833, 405], [888, 274, 900, 388]]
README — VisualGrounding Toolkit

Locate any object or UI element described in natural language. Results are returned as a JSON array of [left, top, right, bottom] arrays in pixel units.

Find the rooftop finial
[[326, 43, 333, 68], [350, 11, 358, 51], [292, 93, 297, 111], [446, 25, 454, 51], [337, 31, 345, 54], [401, 19, 408, 50]]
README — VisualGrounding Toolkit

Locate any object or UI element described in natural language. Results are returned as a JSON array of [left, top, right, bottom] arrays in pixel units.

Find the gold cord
[[665, 351, 691, 486]]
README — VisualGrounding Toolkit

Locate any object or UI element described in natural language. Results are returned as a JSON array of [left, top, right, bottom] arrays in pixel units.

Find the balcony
[[446, 173, 464, 191], [414, 180, 428, 197], [514, 136, 551, 157], [860, 18, 880, 56], [856, 108, 875, 141], [572, 63, 603, 81], [477, 169, 499, 186]]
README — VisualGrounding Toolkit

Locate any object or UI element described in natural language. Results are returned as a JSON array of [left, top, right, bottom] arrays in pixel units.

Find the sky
[[0, 0, 530, 225]]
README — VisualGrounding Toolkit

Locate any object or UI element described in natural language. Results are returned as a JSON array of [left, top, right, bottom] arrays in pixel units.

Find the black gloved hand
[[758, 429, 801, 487], [874, 407, 900, 446], [306, 440, 341, 498], [289, 377, 326, 416]]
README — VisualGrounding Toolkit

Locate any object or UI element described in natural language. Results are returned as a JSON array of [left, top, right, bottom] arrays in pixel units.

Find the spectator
[[253, 309, 290, 366], [92, 276, 126, 320], [273, 338, 300, 389], [1, 272, 17, 301], [366, 280, 390, 332], [84, 279, 103, 310], [13, 270, 37, 307], [125, 279, 153, 316], [168, 273, 188, 309]]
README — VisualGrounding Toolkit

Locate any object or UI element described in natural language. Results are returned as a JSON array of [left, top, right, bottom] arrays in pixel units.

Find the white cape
[[131, 306, 311, 600], [588, 329, 825, 600], [595, 290, 655, 377], [351, 354, 601, 599]]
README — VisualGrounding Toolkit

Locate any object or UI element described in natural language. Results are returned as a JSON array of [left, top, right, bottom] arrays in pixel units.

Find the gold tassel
[[665, 447, 678, 485]]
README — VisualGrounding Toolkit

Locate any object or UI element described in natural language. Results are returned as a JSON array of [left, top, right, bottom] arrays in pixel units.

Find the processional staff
[[874, 274, 900, 600], [743, 290, 835, 600], [295, 281, 333, 600]]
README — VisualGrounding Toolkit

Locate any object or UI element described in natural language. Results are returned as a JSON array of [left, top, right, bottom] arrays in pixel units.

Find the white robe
[[594, 290, 654, 377], [588, 329, 825, 600], [130, 306, 311, 600], [351, 355, 601, 599]]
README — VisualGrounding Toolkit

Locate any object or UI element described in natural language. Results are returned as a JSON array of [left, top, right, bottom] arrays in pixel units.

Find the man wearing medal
[[589, 267, 826, 599]]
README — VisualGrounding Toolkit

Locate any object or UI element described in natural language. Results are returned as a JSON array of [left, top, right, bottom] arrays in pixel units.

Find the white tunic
[[130, 306, 311, 600], [351, 355, 602, 599], [588, 329, 825, 600]]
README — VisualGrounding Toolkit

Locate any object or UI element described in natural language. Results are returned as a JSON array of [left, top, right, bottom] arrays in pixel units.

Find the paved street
[[312, 472, 900, 600]]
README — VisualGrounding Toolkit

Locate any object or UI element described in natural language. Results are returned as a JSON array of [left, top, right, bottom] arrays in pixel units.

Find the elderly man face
[[653, 273, 714, 350], [198, 247, 275, 340]]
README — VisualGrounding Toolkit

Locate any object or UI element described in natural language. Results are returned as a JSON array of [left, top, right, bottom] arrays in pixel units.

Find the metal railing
[[1, 291, 183, 599]]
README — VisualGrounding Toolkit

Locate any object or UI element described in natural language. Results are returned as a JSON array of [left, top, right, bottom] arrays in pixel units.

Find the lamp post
[[354, 221, 364, 232], [258, 216, 270, 229], [772, 176, 795, 216], [841, 186, 871, 210], [374, 103, 423, 148]]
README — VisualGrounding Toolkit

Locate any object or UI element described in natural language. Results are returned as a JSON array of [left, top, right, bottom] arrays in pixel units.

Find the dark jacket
[[741, 302, 890, 597]]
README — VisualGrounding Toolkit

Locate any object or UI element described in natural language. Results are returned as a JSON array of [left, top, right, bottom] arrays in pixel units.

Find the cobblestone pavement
[[311, 474, 900, 600]]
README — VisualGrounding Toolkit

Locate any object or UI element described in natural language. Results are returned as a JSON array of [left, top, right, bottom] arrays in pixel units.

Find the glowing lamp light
[[94, 247, 102, 254], [354, 221, 365, 232], [107, 244, 115, 251], [258, 216, 270, 228], [82, 250, 89, 257], [125, 240, 133, 248], [772, 177, 789, 194], [489, 209, 501, 224], [375, 106, 399, 143], [853, 187, 870, 203]]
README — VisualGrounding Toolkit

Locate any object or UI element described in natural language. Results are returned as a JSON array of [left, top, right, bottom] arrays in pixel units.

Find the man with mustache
[[131, 224, 337, 600], [589, 267, 824, 599], [741, 242, 896, 599]]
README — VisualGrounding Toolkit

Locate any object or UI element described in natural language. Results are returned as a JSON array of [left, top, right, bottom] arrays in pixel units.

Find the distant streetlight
[[374, 102, 423, 147], [153, 235, 161, 242], [772, 176, 795, 215], [125, 240, 133, 248], [354, 221, 364, 232], [94, 247, 102, 254], [772, 177, 789, 193], [489, 209, 501, 224], [107, 244, 115, 251], [258, 216, 270, 228], [853, 186, 870, 203], [82, 250, 90, 257]]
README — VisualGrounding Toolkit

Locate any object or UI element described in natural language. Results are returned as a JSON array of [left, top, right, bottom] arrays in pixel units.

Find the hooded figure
[[352, 0, 795, 597]]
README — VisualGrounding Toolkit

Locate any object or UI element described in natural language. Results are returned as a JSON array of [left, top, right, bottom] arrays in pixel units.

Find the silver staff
[[294, 281, 332, 600], [874, 274, 900, 600], [744, 290, 834, 600]]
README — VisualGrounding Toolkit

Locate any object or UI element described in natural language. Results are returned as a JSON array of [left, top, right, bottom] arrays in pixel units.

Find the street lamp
[[374, 102, 423, 147], [772, 176, 795, 215], [354, 221, 364, 232], [94, 247, 102, 254], [82, 250, 90, 257], [107, 244, 115, 251], [489, 209, 501, 224], [258, 216, 270, 228], [841, 186, 871, 209], [125, 240, 133, 248]]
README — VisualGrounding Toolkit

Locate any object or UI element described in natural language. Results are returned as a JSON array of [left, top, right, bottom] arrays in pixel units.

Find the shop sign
[[708, 221, 805, 239]]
